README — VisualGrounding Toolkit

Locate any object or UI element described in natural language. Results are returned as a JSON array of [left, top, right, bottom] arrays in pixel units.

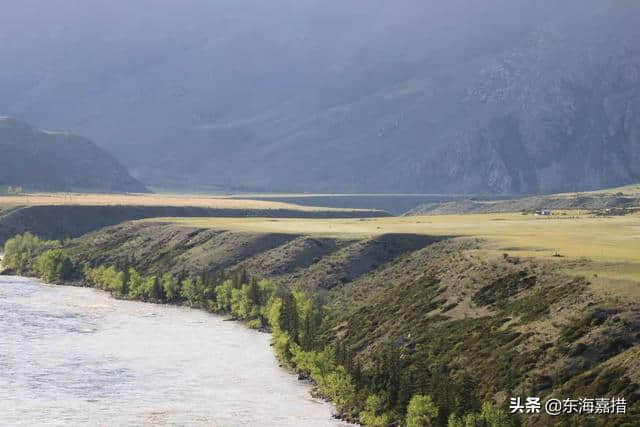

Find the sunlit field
[[0, 193, 366, 212], [153, 211, 640, 281]]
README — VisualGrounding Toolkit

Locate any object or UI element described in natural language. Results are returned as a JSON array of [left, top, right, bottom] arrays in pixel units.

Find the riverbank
[[0, 275, 351, 426], [3, 219, 639, 426]]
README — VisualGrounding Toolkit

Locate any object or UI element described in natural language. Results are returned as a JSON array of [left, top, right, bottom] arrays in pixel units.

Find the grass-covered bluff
[[2, 224, 639, 426]]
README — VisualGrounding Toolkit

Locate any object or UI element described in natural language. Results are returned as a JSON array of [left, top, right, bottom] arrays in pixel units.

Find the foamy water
[[0, 276, 349, 426]]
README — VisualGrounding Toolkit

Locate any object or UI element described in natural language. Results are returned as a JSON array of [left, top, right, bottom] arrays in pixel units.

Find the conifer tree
[[279, 292, 299, 342]]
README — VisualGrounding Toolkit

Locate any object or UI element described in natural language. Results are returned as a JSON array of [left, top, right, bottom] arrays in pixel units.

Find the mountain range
[[1, 0, 639, 193]]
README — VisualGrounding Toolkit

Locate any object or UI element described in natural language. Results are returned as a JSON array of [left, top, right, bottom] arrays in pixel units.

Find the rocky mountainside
[[1, 1, 639, 193], [0, 117, 147, 193]]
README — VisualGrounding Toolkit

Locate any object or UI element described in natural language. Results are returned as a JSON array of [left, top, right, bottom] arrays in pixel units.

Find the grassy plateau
[[153, 211, 639, 264]]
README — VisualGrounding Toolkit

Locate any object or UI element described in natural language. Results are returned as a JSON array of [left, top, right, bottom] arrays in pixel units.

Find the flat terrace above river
[[148, 211, 640, 288]]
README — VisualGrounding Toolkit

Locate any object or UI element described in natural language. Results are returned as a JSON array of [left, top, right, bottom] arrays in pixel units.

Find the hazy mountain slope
[[0, 118, 147, 193], [1, 0, 639, 193]]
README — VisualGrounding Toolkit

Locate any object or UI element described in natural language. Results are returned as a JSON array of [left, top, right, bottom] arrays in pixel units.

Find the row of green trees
[[82, 265, 279, 330], [3, 233, 60, 275], [83, 265, 165, 301]]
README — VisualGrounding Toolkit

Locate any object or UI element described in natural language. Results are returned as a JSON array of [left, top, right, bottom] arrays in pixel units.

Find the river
[[0, 276, 350, 426]]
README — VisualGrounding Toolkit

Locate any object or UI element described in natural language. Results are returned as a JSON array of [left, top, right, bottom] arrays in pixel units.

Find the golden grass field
[[154, 211, 640, 284], [153, 212, 638, 258], [0, 193, 363, 212], [2, 191, 638, 288]]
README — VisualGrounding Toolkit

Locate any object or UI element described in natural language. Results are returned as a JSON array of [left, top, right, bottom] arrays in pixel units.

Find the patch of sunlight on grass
[[151, 211, 640, 265], [0, 193, 371, 212]]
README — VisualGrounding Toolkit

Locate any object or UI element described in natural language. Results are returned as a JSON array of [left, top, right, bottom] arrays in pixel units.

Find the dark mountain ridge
[[0, 117, 147, 193]]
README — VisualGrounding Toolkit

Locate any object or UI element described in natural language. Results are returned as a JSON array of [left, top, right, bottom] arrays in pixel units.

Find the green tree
[[294, 288, 323, 350], [34, 249, 73, 283], [180, 276, 207, 307], [448, 402, 512, 427], [181, 278, 195, 305], [161, 273, 181, 302], [360, 394, 391, 427], [215, 279, 234, 311], [258, 279, 276, 305], [257, 279, 277, 325], [231, 287, 248, 318], [3, 233, 52, 273], [140, 275, 161, 301], [247, 278, 260, 306], [456, 373, 481, 416], [406, 395, 439, 427], [232, 268, 249, 288], [312, 346, 338, 390], [273, 330, 295, 362], [268, 297, 284, 332], [128, 268, 144, 299], [106, 267, 127, 297], [448, 414, 464, 427], [325, 365, 356, 414], [478, 401, 511, 427], [279, 292, 299, 342]]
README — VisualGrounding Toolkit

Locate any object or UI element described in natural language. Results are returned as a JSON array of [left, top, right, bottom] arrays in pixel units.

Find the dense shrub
[[447, 402, 510, 427], [34, 249, 74, 283], [215, 279, 234, 311], [84, 265, 127, 297], [181, 276, 209, 307], [127, 268, 144, 299], [161, 273, 181, 302], [2, 233, 57, 273], [360, 394, 392, 427], [406, 395, 438, 427]]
